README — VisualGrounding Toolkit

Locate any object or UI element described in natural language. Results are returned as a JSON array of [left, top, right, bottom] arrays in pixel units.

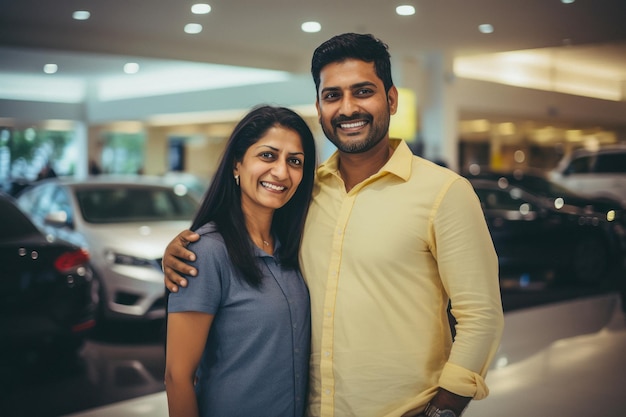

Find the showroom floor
[[61, 292, 626, 417]]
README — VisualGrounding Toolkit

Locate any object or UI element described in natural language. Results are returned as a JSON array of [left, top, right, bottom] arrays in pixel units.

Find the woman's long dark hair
[[190, 105, 317, 286]]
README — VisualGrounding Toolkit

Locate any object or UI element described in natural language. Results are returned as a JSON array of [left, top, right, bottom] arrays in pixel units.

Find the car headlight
[[104, 250, 154, 268]]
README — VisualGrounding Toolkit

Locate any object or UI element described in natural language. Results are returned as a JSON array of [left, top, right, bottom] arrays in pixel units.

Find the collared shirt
[[168, 222, 311, 417], [300, 139, 504, 417]]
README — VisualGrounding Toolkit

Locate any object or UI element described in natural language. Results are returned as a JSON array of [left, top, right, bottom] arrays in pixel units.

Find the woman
[[165, 105, 317, 417]]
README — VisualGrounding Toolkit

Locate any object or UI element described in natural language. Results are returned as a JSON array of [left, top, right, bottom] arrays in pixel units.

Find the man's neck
[[337, 138, 393, 192]]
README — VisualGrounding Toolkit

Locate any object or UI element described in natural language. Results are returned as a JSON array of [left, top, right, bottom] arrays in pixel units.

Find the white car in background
[[549, 145, 626, 208], [16, 176, 200, 321]]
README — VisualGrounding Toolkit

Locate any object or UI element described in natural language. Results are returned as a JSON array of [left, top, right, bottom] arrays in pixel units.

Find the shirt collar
[[316, 138, 413, 183]]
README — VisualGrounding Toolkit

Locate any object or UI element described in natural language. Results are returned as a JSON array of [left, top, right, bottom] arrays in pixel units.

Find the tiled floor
[[64, 293, 626, 417], [465, 293, 626, 417]]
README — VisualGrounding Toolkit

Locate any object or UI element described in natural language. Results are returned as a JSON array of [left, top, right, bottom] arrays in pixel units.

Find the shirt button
[[325, 311, 332, 317], [324, 351, 330, 357], [324, 389, 331, 395]]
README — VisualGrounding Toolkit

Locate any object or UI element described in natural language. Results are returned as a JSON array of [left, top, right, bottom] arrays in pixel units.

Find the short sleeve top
[[168, 222, 311, 417]]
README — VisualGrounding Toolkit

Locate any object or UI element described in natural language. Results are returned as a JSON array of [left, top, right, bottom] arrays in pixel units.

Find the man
[[163, 33, 504, 417]]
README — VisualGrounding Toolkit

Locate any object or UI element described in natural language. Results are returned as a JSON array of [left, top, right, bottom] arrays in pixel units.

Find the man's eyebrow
[[320, 81, 377, 94], [351, 81, 377, 89]]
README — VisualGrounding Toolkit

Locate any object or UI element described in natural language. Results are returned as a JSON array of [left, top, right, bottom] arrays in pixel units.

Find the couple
[[164, 33, 504, 417]]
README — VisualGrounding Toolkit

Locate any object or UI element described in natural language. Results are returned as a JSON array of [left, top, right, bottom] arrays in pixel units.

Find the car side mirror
[[44, 210, 72, 228]]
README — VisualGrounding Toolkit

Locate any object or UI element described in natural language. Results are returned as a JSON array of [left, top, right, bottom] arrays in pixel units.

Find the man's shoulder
[[411, 155, 463, 181]]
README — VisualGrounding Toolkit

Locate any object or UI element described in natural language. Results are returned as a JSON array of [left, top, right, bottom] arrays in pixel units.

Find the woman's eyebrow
[[255, 144, 304, 156]]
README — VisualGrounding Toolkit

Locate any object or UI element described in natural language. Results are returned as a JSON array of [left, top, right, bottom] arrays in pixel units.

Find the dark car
[[465, 170, 626, 286], [0, 193, 98, 359]]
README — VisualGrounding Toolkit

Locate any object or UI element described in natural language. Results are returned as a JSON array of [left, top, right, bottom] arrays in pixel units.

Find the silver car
[[16, 176, 200, 321], [549, 145, 626, 208]]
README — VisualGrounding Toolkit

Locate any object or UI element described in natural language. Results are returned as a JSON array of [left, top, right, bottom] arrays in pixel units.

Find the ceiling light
[[478, 24, 494, 34], [72, 10, 91, 20], [301, 21, 321, 33], [43, 64, 58, 74], [561, 0, 575, 3], [396, 5, 416, 16], [124, 63, 140, 74], [191, 3, 211, 14], [184, 23, 203, 34]]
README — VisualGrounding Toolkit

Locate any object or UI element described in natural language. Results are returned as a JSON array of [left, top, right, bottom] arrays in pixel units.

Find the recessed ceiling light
[[43, 64, 58, 74], [191, 3, 211, 14], [184, 23, 203, 34], [396, 5, 416, 16], [561, 0, 575, 3], [72, 10, 91, 21], [301, 21, 321, 33], [124, 63, 140, 74], [478, 24, 494, 34]]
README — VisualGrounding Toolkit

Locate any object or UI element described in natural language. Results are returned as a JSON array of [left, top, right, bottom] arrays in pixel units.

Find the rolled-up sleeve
[[432, 178, 505, 398]]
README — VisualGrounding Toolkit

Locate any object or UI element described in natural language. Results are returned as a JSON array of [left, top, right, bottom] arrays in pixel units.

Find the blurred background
[[1, 1, 626, 416]]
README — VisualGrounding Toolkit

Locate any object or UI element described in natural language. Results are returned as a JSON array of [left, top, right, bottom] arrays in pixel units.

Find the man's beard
[[321, 110, 391, 154]]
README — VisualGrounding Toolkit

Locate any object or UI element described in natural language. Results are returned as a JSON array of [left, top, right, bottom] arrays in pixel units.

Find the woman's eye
[[289, 158, 303, 166], [259, 152, 275, 159]]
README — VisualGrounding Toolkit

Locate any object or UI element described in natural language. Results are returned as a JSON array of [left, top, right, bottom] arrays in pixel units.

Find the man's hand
[[163, 230, 200, 292]]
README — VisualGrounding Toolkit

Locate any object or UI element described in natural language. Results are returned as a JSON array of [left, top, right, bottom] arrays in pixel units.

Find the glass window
[[76, 186, 198, 224], [476, 188, 532, 212], [594, 153, 626, 174], [49, 187, 73, 224], [566, 156, 591, 174]]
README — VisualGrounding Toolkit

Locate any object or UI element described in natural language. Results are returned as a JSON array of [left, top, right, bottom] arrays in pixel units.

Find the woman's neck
[[243, 207, 274, 252]]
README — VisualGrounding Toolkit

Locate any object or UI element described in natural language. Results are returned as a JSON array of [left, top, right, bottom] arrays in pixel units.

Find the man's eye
[[355, 88, 373, 96], [322, 92, 340, 101]]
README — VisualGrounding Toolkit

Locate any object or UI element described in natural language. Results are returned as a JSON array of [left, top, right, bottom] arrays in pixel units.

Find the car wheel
[[571, 236, 608, 285]]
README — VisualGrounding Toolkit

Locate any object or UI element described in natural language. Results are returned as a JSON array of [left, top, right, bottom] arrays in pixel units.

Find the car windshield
[[76, 186, 199, 224]]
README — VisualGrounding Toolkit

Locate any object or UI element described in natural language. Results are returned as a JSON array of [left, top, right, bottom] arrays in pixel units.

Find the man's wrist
[[422, 402, 458, 417]]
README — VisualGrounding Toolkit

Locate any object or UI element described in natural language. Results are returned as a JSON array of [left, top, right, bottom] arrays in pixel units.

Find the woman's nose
[[270, 159, 288, 179]]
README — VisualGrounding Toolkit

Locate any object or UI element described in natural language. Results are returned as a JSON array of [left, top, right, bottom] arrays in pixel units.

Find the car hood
[[81, 221, 191, 259]]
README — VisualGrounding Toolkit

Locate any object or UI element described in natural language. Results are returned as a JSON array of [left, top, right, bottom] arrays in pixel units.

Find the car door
[[475, 185, 568, 270]]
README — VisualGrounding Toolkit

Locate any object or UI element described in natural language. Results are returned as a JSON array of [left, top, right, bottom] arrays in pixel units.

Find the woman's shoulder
[[191, 222, 226, 249]]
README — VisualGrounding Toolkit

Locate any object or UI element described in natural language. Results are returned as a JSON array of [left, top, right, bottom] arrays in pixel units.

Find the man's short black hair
[[311, 33, 394, 95]]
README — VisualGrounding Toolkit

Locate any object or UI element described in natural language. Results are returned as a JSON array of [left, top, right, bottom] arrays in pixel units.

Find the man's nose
[[339, 95, 358, 116]]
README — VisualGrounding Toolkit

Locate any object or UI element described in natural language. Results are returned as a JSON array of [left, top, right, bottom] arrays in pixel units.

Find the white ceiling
[[1, 0, 626, 100]]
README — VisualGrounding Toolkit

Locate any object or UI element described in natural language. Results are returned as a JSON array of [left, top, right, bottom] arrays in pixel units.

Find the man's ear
[[388, 86, 399, 116], [315, 99, 322, 124]]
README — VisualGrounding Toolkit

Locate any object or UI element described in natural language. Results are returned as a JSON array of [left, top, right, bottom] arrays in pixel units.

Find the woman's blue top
[[167, 222, 310, 417]]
